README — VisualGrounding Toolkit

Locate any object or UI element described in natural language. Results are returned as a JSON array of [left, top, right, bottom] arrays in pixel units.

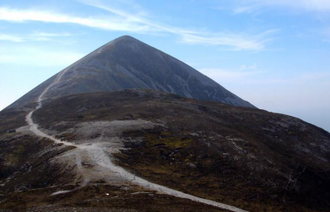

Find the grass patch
[[146, 133, 192, 149]]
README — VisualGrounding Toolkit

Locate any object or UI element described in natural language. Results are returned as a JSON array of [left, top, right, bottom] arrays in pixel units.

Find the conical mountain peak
[[115, 35, 138, 41], [96, 35, 145, 55], [105, 35, 140, 47], [7, 35, 255, 109]]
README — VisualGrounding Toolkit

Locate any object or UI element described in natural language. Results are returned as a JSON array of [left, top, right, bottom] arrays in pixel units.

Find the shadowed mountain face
[[7, 35, 254, 109]]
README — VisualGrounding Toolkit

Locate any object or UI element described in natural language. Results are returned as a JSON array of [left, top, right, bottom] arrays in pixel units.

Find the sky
[[0, 0, 329, 132]]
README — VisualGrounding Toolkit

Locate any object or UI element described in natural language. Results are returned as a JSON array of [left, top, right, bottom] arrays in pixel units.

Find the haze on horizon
[[0, 0, 329, 132]]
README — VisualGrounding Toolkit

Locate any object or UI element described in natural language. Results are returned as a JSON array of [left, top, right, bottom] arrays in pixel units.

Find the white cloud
[[0, 34, 24, 42], [0, 7, 150, 33], [29, 32, 72, 37], [0, 32, 73, 42], [240, 64, 257, 70], [82, 1, 277, 51], [233, 5, 259, 14], [180, 33, 268, 51], [0, 5, 276, 51], [234, 0, 330, 13], [266, 0, 330, 11], [199, 68, 264, 81], [28, 32, 73, 41]]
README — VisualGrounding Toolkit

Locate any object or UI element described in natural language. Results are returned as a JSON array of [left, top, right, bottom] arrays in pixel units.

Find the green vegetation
[[145, 133, 192, 149], [7, 144, 25, 165]]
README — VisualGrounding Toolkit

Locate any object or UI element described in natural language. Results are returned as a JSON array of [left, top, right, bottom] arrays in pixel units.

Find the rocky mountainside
[[0, 90, 329, 211], [1, 35, 329, 212], [7, 35, 254, 109]]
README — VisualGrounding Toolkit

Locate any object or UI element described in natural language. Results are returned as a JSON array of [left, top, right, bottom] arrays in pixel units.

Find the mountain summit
[[8, 35, 254, 109]]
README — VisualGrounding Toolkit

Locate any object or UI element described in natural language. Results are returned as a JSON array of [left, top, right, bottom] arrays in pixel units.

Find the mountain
[[1, 35, 329, 212], [0, 90, 329, 211], [6, 35, 254, 109]]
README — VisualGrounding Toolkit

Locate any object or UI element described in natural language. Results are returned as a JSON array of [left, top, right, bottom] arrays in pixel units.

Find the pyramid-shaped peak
[[7, 35, 255, 109], [100, 35, 145, 52], [116, 35, 137, 41], [111, 35, 141, 45]]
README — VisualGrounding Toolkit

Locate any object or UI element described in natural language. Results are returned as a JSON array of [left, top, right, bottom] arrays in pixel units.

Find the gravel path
[[25, 69, 248, 212]]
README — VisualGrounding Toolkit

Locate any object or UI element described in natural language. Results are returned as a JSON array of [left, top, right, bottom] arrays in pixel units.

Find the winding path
[[25, 69, 248, 212]]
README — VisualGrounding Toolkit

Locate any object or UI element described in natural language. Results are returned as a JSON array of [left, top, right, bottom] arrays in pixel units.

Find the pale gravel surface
[[23, 68, 248, 212]]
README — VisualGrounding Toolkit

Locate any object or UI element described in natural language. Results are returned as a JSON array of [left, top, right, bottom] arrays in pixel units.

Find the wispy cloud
[[240, 64, 257, 70], [233, 0, 330, 14], [30, 32, 72, 37], [203, 69, 330, 86], [82, 0, 277, 51], [0, 34, 24, 42], [0, 7, 150, 32], [233, 5, 259, 14], [262, 72, 330, 85], [28, 32, 73, 41], [0, 32, 73, 42], [0, 4, 276, 51], [199, 67, 265, 81], [179, 32, 274, 51]]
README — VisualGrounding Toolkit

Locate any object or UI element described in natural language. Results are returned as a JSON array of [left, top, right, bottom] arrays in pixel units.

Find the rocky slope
[[6, 35, 254, 109], [0, 90, 329, 211]]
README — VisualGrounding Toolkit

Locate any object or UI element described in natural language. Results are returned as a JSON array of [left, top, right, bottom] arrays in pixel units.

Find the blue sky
[[0, 0, 330, 132]]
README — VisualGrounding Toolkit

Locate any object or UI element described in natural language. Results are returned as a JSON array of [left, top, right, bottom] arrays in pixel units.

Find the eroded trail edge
[[25, 69, 248, 212]]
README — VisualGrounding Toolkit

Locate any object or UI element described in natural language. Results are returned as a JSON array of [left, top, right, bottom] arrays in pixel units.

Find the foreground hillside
[[0, 90, 329, 211]]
